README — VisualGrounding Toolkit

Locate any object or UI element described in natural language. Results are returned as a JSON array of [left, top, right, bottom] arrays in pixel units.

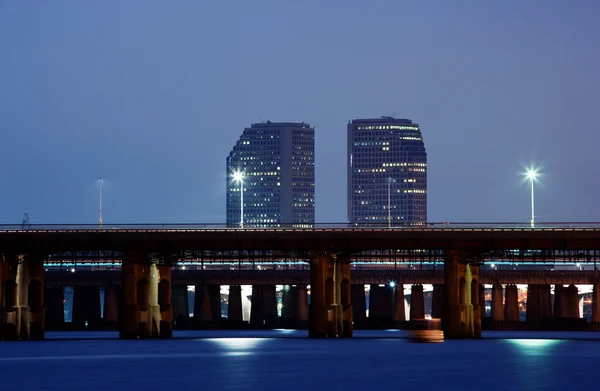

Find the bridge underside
[[2, 244, 600, 340]]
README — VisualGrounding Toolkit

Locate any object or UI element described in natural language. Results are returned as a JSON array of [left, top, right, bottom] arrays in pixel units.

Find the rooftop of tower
[[349, 117, 416, 125], [250, 121, 312, 128]]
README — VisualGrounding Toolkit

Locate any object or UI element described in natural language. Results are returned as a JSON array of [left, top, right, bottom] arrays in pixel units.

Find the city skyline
[[1, 2, 599, 224]]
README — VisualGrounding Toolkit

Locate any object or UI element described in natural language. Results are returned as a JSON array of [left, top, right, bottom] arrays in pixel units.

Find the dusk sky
[[1, 1, 599, 225]]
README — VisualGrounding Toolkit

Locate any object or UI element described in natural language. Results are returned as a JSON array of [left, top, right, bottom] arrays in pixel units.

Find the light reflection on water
[[0, 331, 599, 390], [506, 338, 562, 355]]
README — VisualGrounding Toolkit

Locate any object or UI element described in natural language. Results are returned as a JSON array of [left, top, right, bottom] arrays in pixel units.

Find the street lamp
[[523, 168, 539, 228], [99, 177, 103, 228], [233, 171, 245, 228], [387, 177, 395, 228]]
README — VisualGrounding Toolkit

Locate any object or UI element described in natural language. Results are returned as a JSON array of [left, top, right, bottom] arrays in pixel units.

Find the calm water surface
[[0, 330, 599, 390]]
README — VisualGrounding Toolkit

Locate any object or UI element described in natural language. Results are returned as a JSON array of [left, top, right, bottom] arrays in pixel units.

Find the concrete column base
[[442, 251, 481, 339], [308, 255, 352, 338]]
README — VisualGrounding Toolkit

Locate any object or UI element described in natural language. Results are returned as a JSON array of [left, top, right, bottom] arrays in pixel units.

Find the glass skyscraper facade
[[226, 121, 315, 227], [347, 117, 427, 226]]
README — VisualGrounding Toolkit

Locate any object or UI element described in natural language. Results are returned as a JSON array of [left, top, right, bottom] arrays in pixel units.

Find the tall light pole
[[99, 177, 103, 228], [387, 176, 392, 228], [233, 171, 245, 228], [524, 168, 538, 228]]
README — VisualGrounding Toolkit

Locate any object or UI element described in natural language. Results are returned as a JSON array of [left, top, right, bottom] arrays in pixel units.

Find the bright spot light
[[491, 263, 496, 268], [71, 268, 75, 273], [522, 166, 541, 183], [232, 170, 244, 182], [576, 263, 581, 268], [389, 281, 396, 288]]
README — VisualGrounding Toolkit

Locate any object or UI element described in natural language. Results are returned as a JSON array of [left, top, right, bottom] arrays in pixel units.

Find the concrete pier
[[369, 284, 393, 327], [227, 285, 243, 323], [491, 283, 504, 321], [526, 284, 552, 328], [103, 285, 120, 329], [351, 284, 367, 327], [1, 255, 45, 340], [309, 254, 352, 338], [431, 284, 443, 319], [410, 284, 425, 320], [120, 252, 172, 339], [194, 284, 221, 329], [504, 284, 520, 321], [282, 285, 308, 328], [394, 284, 405, 322], [442, 250, 481, 338], [172, 285, 190, 329]]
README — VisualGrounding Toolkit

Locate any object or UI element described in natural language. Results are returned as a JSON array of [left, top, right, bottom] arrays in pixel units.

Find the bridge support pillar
[[431, 284, 443, 319], [264, 285, 278, 328], [249, 285, 277, 328], [295, 285, 309, 325], [156, 264, 172, 338], [103, 285, 120, 330], [592, 283, 600, 323], [309, 254, 352, 338], [504, 284, 520, 321], [351, 284, 366, 328], [172, 285, 190, 329], [282, 285, 308, 328], [1, 255, 45, 340], [72, 286, 101, 330], [121, 253, 171, 339], [45, 286, 65, 331], [394, 284, 405, 323], [442, 250, 481, 338], [194, 284, 221, 329], [0, 256, 17, 339], [227, 285, 243, 324], [491, 283, 504, 321], [369, 284, 393, 327], [249, 285, 264, 328], [526, 284, 552, 329], [554, 285, 565, 319], [410, 284, 425, 320], [566, 285, 579, 318]]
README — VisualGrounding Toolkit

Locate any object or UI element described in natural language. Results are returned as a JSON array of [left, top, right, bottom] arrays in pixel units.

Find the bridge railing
[[3, 221, 600, 231]]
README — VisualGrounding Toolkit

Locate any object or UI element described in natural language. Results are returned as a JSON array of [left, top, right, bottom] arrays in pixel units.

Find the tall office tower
[[347, 117, 427, 226], [226, 121, 315, 227]]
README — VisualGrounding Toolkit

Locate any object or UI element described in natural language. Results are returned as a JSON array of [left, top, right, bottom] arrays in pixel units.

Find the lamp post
[[387, 177, 392, 228], [524, 168, 538, 228], [99, 177, 103, 228], [233, 171, 245, 228]]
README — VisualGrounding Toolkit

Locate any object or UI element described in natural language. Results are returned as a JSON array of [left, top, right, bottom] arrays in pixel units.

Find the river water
[[0, 330, 599, 390]]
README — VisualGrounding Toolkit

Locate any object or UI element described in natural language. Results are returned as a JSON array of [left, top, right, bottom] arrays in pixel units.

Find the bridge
[[1, 222, 600, 340]]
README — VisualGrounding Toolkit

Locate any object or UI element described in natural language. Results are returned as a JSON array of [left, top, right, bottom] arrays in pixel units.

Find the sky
[[1, 1, 599, 225]]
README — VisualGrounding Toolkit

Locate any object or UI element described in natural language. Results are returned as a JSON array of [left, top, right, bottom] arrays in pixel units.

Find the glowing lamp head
[[389, 281, 396, 288], [526, 168, 538, 181], [233, 171, 244, 183]]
